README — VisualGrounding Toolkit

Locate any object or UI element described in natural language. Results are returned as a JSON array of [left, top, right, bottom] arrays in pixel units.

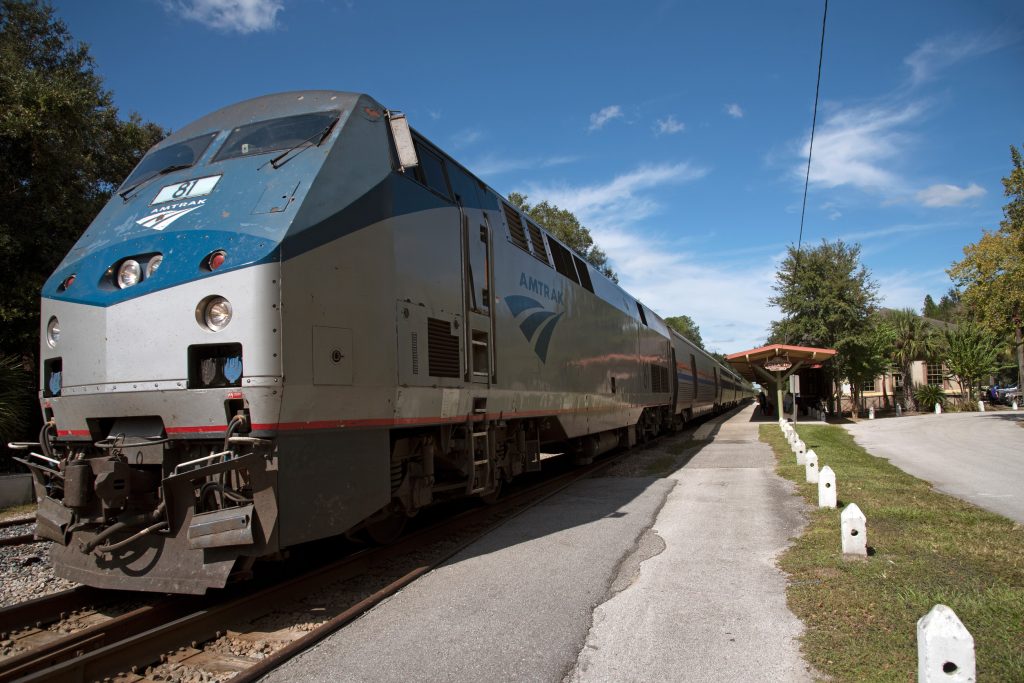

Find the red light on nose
[[208, 251, 226, 270], [61, 275, 76, 290]]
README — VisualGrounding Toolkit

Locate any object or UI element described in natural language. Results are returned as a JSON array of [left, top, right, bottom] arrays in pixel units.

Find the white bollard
[[818, 465, 837, 508], [805, 450, 819, 483], [869, 406, 875, 419], [978, 400, 985, 412], [841, 503, 867, 556], [1014, 401, 1019, 411], [935, 403, 942, 415], [896, 404, 902, 417], [794, 439, 807, 465], [917, 604, 975, 683]]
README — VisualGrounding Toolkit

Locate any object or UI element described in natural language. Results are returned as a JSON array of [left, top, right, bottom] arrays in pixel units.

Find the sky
[[49, 0, 1024, 354]]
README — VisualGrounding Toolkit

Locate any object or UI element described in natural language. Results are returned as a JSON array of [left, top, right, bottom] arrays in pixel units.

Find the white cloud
[[468, 154, 577, 177], [874, 269, 951, 313], [450, 129, 482, 150], [725, 103, 744, 119], [589, 105, 623, 131], [799, 102, 924, 193], [905, 32, 1014, 85], [914, 183, 985, 207], [655, 115, 685, 135], [174, 0, 283, 33], [520, 163, 707, 225], [518, 163, 777, 351]]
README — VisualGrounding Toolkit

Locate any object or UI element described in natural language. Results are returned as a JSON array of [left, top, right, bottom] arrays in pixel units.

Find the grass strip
[[760, 423, 1024, 682]]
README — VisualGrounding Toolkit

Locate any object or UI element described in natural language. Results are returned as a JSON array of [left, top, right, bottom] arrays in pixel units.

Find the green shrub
[[914, 384, 946, 410]]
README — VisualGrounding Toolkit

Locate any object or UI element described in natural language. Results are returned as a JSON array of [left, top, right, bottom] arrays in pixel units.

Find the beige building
[[842, 361, 964, 411]]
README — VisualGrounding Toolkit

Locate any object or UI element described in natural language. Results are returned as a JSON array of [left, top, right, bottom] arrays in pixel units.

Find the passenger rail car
[[20, 91, 753, 593]]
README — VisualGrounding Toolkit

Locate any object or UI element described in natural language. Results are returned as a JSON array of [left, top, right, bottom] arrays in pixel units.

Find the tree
[[842, 319, 892, 418], [507, 192, 618, 282], [922, 289, 961, 322], [941, 324, 1001, 409], [882, 308, 939, 411], [0, 0, 165, 358], [768, 239, 880, 414], [949, 144, 1024, 390], [664, 315, 704, 349]]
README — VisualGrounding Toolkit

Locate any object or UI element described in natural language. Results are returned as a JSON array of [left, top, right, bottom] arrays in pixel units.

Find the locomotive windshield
[[119, 132, 219, 190], [213, 111, 340, 162]]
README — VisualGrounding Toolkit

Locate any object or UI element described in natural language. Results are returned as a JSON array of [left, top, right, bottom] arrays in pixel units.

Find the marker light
[[145, 254, 163, 278], [46, 316, 60, 348], [117, 259, 141, 288], [204, 250, 227, 271], [200, 296, 233, 332]]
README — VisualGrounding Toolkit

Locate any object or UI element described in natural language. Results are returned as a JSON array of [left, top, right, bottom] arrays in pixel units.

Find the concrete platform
[[263, 405, 812, 682]]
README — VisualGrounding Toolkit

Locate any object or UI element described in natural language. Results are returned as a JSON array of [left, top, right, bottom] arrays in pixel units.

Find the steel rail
[[0, 534, 35, 547]]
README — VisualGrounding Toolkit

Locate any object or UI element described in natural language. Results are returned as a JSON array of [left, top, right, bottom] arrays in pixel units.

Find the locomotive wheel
[[364, 512, 407, 545], [479, 476, 503, 505]]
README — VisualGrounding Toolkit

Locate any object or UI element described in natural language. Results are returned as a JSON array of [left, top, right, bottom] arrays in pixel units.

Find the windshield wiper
[[263, 119, 339, 170], [119, 163, 193, 201]]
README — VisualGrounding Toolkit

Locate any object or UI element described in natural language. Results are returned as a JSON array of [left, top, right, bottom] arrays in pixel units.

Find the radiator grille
[[428, 318, 460, 378]]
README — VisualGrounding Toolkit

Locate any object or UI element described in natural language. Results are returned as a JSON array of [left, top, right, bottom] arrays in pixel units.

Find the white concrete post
[[1014, 401, 1019, 411], [794, 440, 807, 465], [868, 406, 875, 419], [978, 400, 985, 412], [935, 403, 942, 414], [805, 450, 819, 483], [896, 404, 902, 417], [917, 604, 975, 683], [841, 503, 866, 556], [818, 465, 837, 509]]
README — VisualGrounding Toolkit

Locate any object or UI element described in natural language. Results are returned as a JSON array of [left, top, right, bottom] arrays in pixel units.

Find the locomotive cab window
[[214, 111, 340, 162], [416, 144, 452, 200], [119, 132, 219, 191]]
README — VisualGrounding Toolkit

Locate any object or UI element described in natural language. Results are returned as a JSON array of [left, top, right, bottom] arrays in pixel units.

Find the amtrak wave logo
[[505, 295, 564, 362]]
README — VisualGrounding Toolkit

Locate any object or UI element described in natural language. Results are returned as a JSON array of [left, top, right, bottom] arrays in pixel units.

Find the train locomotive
[[18, 91, 752, 593]]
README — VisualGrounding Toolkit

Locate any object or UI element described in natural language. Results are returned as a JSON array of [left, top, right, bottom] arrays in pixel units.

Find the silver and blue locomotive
[[21, 91, 751, 593]]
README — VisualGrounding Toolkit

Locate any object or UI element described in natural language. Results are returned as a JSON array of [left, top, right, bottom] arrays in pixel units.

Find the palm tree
[[887, 309, 938, 411]]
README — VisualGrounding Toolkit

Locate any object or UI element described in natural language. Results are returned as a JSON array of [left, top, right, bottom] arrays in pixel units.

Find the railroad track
[[0, 519, 39, 548], [0, 449, 630, 682]]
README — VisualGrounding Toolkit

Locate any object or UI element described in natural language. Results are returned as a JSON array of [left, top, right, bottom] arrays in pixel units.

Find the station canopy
[[724, 343, 837, 384]]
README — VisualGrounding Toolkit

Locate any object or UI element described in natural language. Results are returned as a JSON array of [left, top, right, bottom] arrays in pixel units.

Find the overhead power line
[[797, 0, 829, 254]]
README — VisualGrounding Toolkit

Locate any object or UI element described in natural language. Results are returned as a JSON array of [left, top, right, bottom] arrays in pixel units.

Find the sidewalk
[[262, 405, 813, 682], [567, 404, 813, 682]]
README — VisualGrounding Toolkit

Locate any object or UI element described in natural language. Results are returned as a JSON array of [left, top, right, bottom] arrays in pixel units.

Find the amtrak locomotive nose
[[22, 92, 395, 593], [17, 90, 751, 594]]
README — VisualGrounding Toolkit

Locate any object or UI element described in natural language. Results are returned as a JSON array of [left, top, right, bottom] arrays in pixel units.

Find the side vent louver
[[651, 364, 670, 393], [427, 318, 460, 378], [502, 203, 530, 252], [525, 220, 550, 265], [411, 332, 419, 375]]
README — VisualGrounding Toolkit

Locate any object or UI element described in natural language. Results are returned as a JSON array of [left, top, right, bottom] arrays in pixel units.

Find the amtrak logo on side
[[505, 294, 564, 363], [136, 199, 205, 231]]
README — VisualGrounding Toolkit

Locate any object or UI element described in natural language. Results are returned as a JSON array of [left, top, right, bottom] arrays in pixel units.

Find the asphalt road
[[842, 410, 1024, 523]]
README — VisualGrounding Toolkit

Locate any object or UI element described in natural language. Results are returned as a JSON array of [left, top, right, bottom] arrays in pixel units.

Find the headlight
[[200, 296, 233, 331], [145, 254, 163, 278], [46, 316, 60, 347], [117, 259, 141, 288]]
